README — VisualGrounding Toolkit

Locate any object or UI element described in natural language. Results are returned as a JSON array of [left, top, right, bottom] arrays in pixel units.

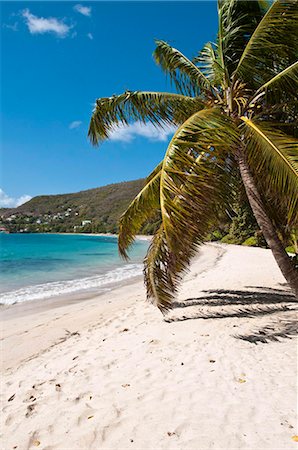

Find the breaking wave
[[0, 263, 143, 305]]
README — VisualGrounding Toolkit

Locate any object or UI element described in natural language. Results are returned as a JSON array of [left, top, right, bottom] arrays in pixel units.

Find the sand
[[1, 243, 297, 450]]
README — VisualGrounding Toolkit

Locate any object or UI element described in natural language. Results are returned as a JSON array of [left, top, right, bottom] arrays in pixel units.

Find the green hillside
[[0, 179, 147, 234]]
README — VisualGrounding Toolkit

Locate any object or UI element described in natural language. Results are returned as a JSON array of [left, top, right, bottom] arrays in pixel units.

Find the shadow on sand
[[165, 288, 298, 344]]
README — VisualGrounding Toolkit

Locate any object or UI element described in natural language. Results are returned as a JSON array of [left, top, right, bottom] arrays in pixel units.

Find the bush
[[208, 230, 224, 241], [221, 234, 236, 244], [242, 236, 258, 246]]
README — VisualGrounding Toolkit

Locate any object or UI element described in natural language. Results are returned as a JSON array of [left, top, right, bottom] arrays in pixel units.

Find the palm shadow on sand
[[164, 287, 298, 344]]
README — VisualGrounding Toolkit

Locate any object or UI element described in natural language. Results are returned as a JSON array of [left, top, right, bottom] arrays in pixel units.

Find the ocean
[[0, 233, 149, 305]]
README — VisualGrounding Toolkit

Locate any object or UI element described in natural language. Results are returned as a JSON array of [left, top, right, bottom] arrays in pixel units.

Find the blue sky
[[1, 1, 218, 206]]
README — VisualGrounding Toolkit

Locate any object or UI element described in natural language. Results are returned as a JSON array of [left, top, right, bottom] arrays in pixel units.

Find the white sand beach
[[1, 243, 297, 450]]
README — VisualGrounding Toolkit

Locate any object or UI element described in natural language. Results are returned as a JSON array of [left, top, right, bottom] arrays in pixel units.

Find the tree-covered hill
[[0, 179, 148, 234]]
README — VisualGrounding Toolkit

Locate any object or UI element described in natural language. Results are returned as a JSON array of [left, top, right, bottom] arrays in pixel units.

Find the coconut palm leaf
[[251, 61, 298, 105], [253, 100, 298, 139], [88, 91, 205, 145], [144, 156, 237, 311], [153, 40, 220, 99], [143, 109, 240, 310], [241, 117, 298, 221], [217, 0, 268, 80], [159, 108, 240, 247], [118, 162, 162, 259], [193, 42, 225, 87], [235, 0, 298, 88], [144, 223, 176, 312]]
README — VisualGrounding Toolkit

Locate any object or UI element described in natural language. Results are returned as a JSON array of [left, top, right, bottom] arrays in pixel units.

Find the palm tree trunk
[[238, 152, 298, 298]]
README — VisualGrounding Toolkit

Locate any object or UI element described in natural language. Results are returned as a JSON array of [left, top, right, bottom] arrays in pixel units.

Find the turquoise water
[[0, 234, 148, 305]]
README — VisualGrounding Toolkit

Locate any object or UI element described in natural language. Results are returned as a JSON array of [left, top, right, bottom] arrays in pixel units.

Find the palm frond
[[118, 162, 162, 259], [241, 117, 298, 222], [235, 0, 298, 88], [144, 224, 176, 312], [251, 99, 298, 139], [251, 61, 298, 105], [193, 42, 225, 87], [88, 91, 205, 145], [160, 108, 240, 246], [153, 40, 220, 99], [144, 108, 240, 310], [217, 0, 268, 79]]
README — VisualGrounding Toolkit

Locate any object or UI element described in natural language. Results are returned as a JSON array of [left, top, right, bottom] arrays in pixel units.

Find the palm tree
[[88, 0, 298, 310]]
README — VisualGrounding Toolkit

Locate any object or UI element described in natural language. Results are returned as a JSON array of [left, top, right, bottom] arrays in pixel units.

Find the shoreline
[[3, 231, 152, 241], [0, 265, 144, 308], [1, 244, 221, 367], [61, 233, 152, 240], [0, 242, 214, 320], [0, 233, 151, 307], [1, 243, 297, 450], [0, 273, 144, 319]]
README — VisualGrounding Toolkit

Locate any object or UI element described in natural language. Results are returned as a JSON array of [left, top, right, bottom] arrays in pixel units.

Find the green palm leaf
[[193, 42, 225, 87], [217, 0, 268, 79], [153, 40, 220, 99], [159, 108, 240, 247], [235, 0, 298, 88], [118, 162, 162, 259], [88, 91, 204, 145], [144, 109, 240, 310], [241, 117, 298, 221], [144, 223, 175, 312], [144, 158, 237, 311], [251, 61, 298, 104]]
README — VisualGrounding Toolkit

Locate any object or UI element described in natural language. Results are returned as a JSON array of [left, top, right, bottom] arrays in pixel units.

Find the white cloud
[[87, 32, 93, 40], [74, 4, 91, 17], [108, 122, 176, 143], [0, 189, 32, 208], [69, 120, 82, 129], [22, 9, 71, 37]]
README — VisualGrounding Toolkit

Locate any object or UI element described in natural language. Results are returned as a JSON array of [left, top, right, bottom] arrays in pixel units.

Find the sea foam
[[0, 263, 142, 305]]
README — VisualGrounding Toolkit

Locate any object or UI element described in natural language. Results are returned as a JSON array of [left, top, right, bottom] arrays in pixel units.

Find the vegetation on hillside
[[0, 179, 145, 234]]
